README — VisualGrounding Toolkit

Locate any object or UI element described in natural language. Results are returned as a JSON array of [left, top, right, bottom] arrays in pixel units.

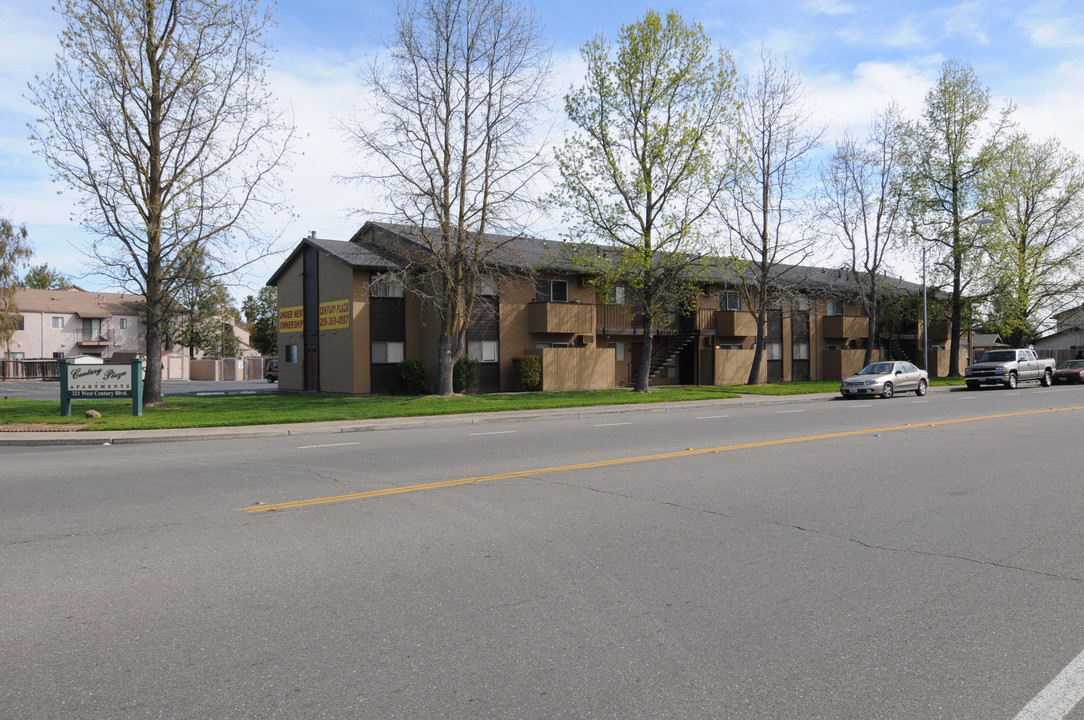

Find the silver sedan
[[840, 361, 928, 399]]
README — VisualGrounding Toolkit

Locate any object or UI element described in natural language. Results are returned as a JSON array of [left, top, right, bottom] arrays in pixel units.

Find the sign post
[[60, 358, 144, 417]]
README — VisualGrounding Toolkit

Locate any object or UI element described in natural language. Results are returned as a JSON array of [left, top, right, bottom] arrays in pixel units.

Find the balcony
[[715, 311, 755, 337], [822, 315, 868, 339], [528, 301, 595, 335]]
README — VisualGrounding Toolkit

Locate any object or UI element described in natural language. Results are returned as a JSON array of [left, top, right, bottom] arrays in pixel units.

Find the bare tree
[[819, 104, 907, 366], [27, 0, 294, 405], [980, 134, 1084, 345], [341, 0, 550, 396], [551, 10, 739, 392], [720, 51, 823, 384], [1, 217, 33, 353]]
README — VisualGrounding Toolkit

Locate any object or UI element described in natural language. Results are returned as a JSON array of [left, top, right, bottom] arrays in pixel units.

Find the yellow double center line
[[236, 405, 1082, 513]]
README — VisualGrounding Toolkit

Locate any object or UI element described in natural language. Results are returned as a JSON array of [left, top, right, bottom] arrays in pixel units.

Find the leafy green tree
[[979, 135, 1084, 346], [819, 104, 907, 366], [1, 218, 33, 353], [241, 286, 278, 357], [552, 10, 739, 392], [905, 59, 1012, 375], [19, 264, 71, 290], [28, 0, 294, 405], [342, 0, 550, 397]]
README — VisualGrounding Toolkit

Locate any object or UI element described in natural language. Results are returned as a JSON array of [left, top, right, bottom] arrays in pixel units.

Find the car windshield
[[858, 363, 895, 375], [1060, 360, 1084, 369], [979, 350, 1015, 362]]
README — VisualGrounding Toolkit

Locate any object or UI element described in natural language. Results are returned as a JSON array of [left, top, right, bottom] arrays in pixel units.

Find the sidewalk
[[0, 391, 843, 447]]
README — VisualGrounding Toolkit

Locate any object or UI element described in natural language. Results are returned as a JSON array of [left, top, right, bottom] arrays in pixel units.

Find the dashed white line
[[297, 442, 362, 449], [776, 410, 804, 414], [845, 404, 874, 408], [469, 431, 517, 436], [1013, 647, 1084, 719], [593, 422, 632, 427], [696, 415, 730, 419]]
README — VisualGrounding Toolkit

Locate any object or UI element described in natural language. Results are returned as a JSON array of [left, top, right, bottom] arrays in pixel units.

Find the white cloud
[[805, 61, 932, 140], [800, 0, 855, 16]]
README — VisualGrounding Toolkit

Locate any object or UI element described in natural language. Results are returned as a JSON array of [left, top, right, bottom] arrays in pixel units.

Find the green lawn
[[1, 378, 965, 432]]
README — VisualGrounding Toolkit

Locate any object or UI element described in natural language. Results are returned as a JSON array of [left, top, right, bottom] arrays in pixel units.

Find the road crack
[[2, 522, 185, 547]]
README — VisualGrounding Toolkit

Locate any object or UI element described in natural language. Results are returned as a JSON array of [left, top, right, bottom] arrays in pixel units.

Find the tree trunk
[[634, 315, 655, 393], [747, 305, 766, 385]]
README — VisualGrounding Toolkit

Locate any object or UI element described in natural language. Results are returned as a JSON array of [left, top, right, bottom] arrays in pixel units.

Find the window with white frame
[[370, 274, 405, 298], [794, 295, 809, 312], [119, 318, 129, 329], [371, 341, 405, 364], [467, 340, 499, 363], [607, 341, 626, 361], [477, 277, 499, 297], [766, 342, 783, 360], [285, 344, 299, 363], [5, 352, 24, 360], [661, 355, 680, 378], [792, 342, 809, 360], [826, 299, 844, 316], [610, 286, 626, 304], [720, 291, 741, 311], [81, 317, 101, 341], [52, 316, 64, 328]]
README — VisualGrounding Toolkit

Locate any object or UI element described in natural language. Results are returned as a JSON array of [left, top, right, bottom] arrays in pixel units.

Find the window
[[716, 344, 743, 350], [370, 274, 405, 298], [536, 279, 568, 303], [766, 342, 783, 361], [4, 352, 24, 360], [610, 286, 626, 304], [607, 342, 626, 361], [119, 318, 129, 330], [53, 352, 66, 359], [826, 299, 844, 316], [477, 277, 499, 297], [285, 344, 299, 363], [16, 315, 24, 331], [720, 291, 741, 311], [467, 340, 499, 363], [371, 341, 405, 364], [82, 318, 101, 341], [52, 316, 64, 328], [660, 355, 680, 378], [792, 342, 809, 360], [793, 295, 809, 312]]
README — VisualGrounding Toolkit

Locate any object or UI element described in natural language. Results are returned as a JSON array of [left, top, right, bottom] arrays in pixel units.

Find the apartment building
[[267, 222, 940, 394], [4, 288, 145, 361]]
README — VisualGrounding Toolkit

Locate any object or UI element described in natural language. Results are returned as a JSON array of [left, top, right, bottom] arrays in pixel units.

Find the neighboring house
[[3, 287, 145, 361], [1052, 305, 1084, 333], [267, 222, 948, 395], [970, 333, 1007, 364], [1032, 328, 1084, 364]]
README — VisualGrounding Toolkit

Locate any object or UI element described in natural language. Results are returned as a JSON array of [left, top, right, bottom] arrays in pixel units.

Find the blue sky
[[3, 0, 1084, 297]]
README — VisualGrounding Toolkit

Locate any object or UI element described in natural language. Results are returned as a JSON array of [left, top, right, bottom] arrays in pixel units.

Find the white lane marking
[[297, 442, 362, 449], [958, 396, 978, 400], [1013, 647, 1084, 719], [776, 410, 804, 414], [469, 431, 517, 436], [845, 404, 874, 408], [696, 415, 730, 419], [593, 422, 631, 427], [909, 400, 929, 404]]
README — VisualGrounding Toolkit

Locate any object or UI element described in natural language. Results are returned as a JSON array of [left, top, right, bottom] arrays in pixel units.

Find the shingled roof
[[10, 288, 145, 317]]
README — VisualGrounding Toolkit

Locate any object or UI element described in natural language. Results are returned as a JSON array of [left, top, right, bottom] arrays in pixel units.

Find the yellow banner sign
[[318, 299, 351, 330], [279, 305, 304, 333]]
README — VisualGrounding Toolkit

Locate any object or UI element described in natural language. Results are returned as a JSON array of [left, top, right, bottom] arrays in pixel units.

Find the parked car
[[264, 358, 278, 383], [1053, 359, 1084, 384], [964, 348, 1055, 390], [840, 361, 928, 399]]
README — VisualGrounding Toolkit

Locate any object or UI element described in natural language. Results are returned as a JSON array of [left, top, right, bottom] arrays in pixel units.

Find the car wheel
[[1040, 369, 1053, 387], [915, 379, 928, 397], [1006, 373, 1018, 389], [966, 381, 979, 391], [266, 375, 275, 383], [881, 382, 894, 399]]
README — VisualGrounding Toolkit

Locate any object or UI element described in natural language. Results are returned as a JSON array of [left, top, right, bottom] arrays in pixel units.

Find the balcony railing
[[715, 310, 755, 337], [528, 301, 596, 335], [821, 315, 869, 339]]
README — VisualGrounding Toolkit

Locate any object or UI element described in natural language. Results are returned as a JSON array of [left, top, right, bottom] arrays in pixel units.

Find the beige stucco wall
[[275, 253, 305, 392], [713, 349, 766, 385], [314, 256, 359, 394]]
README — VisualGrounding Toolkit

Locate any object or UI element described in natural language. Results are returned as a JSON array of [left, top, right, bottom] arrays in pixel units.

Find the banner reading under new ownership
[[279, 305, 304, 333]]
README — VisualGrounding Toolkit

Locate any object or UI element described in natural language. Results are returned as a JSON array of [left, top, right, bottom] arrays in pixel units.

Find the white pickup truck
[[964, 348, 1055, 390]]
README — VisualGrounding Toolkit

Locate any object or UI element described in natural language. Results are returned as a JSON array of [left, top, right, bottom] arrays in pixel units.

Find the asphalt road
[[3, 385, 1084, 719]]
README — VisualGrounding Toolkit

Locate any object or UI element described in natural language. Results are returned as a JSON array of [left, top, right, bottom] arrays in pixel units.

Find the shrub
[[397, 359, 427, 395], [512, 354, 541, 390], [453, 356, 479, 393]]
